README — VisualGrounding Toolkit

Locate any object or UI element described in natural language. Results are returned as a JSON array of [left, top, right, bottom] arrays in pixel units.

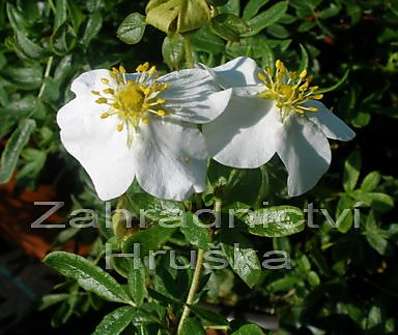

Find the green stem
[[177, 248, 205, 334], [177, 199, 222, 334], [183, 34, 194, 68], [38, 56, 54, 98]]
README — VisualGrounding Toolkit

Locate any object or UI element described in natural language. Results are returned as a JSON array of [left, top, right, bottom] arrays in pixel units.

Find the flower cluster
[[57, 57, 354, 201]]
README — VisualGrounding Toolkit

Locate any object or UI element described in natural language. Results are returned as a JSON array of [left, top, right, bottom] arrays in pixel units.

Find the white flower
[[203, 57, 355, 197], [57, 64, 231, 201]]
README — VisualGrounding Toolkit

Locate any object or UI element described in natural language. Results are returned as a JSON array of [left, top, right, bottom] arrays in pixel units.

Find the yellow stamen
[[96, 97, 108, 104], [103, 88, 115, 94], [299, 69, 307, 79], [92, 62, 171, 146], [136, 62, 150, 73], [257, 60, 323, 121], [156, 109, 168, 117]]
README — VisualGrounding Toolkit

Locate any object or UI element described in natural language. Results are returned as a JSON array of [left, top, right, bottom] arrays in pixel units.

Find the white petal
[[70, 69, 115, 97], [275, 115, 331, 197], [305, 100, 355, 141], [159, 69, 230, 124], [57, 97, 136, 201], [135, 119, 208, 201], [201, 56, 261, 88], [203, 96, 280, 168]]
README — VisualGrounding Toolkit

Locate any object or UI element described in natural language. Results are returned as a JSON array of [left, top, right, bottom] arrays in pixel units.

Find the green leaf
[[360, 171, 381, 192], [298, 44, 309, 73], [232, 324, 264, 335], [244, 206, 305, 237], [54, 0, 68, 31], [6, 3, 28, 33], [355, 192, 394, 213], [38, 294, 70, 311], [162, 33, 185, 69], [307, 270, 320, 287], [2, 64, 43, 90], [127, 192, 184, 222], [190, 305, 229, 325], [15, 31, 45, 59], [267, 23, 289, 38], [0, 119, 36, 183], [210, 14, 241, 42], [44, 251, 132, 304], [17, 148, 47, 182], [128, 260, 147, 306], [220, 232, 262, 288], [243, 0, 269, 20], [267, 275, 301, 292], [191, 25, 225, 54], [212, 14, 250, 41], [180, 213, 211, 250], [81, 11, 103, 46], [123, 225, 177, 255], [343, 151, 361, 192], [92, 306, 136, 335], [336, 195, 354, 233], [117, 13, 146, 45], [364, 213, 389, 255], [180, 317, 205, 335], [245, 1, 288, 36]]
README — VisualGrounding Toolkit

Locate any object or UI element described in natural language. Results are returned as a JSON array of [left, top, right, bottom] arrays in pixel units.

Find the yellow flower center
[[116, 82, 145, 114], [257, 60, 323, 121], [92, 63, 169, 145]]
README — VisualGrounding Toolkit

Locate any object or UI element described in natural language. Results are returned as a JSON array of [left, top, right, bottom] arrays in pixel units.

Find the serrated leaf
[[117, 13, 146, 45], [44, 251, 132, 304], [0, 119, 36, 183], [244, 206, 305, 237], [92, 306, 136, 335]]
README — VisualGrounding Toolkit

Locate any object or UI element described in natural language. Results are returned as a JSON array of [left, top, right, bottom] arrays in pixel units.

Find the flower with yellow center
[[202, 57, 355, 197], [57, 63, 232, 201]]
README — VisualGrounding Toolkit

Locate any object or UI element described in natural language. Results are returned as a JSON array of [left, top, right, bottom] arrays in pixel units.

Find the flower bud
[[145, 0, 212, 34]]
